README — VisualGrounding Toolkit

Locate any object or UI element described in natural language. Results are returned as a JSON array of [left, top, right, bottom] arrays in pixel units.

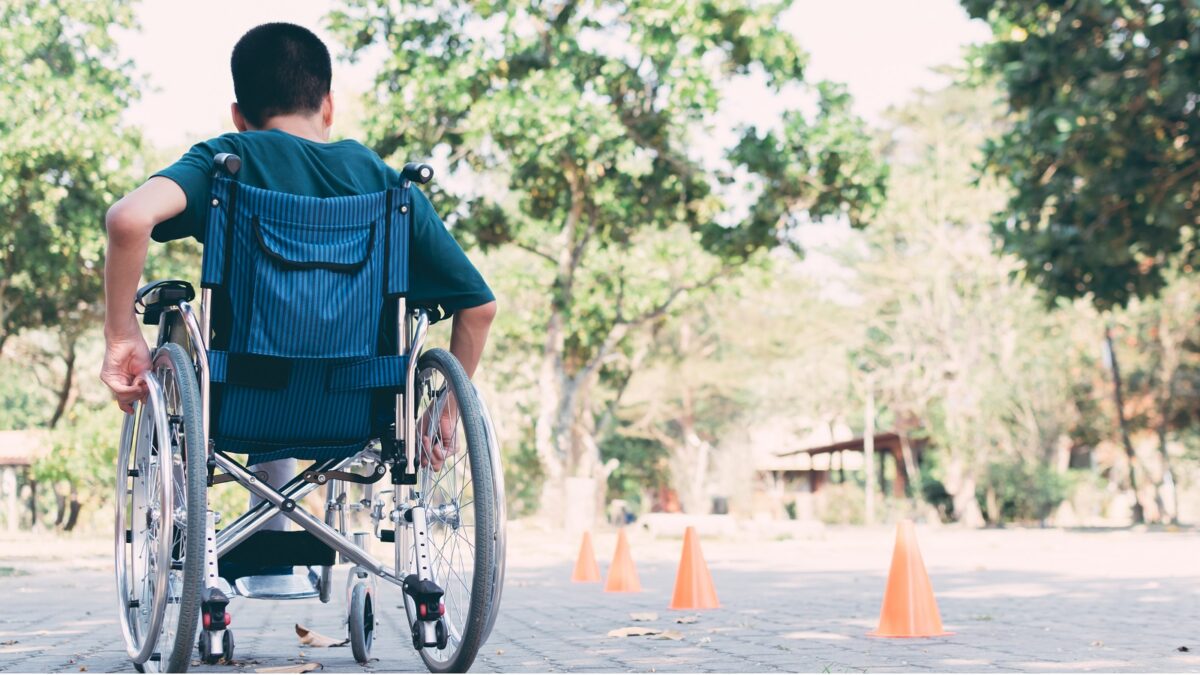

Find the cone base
[[867, 630, 954, 638]]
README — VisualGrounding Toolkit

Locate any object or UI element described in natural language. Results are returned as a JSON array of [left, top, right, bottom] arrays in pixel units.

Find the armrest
[[136, 279, 196, 325]]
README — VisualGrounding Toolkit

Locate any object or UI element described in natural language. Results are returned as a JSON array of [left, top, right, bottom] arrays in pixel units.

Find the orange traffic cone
[[668, 526, 719, 609], [868, 519, 952, 638], [571, 531, 602, 583], [603, 529, 642, 593]]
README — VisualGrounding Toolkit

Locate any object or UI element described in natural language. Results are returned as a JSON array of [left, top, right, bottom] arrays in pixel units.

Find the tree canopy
[[329, 0, 887, 505], [0, 0, 144, 352], [964, 0, 1200, 309]]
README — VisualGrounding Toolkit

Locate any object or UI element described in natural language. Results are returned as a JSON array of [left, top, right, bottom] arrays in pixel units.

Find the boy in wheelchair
[[100, 23, 504, 673]]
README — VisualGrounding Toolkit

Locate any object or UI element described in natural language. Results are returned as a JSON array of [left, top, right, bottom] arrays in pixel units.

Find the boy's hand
[[418, 393, 459, 472], [100, 333, 152, 414]]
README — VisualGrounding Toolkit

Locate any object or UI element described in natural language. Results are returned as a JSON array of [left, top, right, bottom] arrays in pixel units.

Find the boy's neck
[[255, 114, 330, 142]]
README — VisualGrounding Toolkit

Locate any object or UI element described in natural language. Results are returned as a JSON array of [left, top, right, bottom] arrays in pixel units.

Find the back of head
[[231, 23, 331, 127]]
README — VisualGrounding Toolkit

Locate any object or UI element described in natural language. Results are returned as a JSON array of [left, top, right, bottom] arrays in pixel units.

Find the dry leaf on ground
[[629, 612, 658, 622], [654, 630, 685, 641], [295, 624, 348, 648], [674, 615, 699, 624], [607, 626, 663, 638], [255, 663, 323, 674]]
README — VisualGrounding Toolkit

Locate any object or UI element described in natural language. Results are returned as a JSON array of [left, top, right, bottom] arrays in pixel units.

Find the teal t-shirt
[[152, 129, 494, 318]]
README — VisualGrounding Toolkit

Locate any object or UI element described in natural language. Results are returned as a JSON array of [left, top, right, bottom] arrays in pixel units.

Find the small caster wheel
[[349, 582, 374, 664], [435, 617, 448, 650], [222, 630, 235, 663], [198, 631, 220, 665], [411, 621, 423, 650]]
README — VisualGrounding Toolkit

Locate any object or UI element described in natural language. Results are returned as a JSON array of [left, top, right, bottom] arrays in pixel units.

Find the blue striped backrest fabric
[[198, 178, 413, 461]]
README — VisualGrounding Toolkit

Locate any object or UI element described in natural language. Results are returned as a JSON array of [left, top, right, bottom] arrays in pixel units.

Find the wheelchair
[[113, 153, 506, 673]]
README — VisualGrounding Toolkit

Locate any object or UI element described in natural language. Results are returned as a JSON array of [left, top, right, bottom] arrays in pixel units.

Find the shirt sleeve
[[150, 134, 240, 242], [406, 186, 495, 319]]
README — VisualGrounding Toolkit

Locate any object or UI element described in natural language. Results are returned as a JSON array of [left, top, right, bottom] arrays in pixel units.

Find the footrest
[[234, 570, 321, 600], [218, 530, 335, 581]]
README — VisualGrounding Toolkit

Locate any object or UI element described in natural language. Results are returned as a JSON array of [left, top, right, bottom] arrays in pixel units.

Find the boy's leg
[[249, 458, 297, 531]]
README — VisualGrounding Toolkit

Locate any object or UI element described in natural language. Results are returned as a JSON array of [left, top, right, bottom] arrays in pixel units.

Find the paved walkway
[[1, 523, 1197, 672]]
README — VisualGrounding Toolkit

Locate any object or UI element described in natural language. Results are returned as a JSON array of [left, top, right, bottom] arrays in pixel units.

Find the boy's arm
[[449, 301, 497, 378], [99, 176, 188, 412]]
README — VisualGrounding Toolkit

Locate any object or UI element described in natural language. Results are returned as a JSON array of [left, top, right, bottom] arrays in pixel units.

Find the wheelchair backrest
[[198, 175, 414, 462], [201, 177, 410, 357]]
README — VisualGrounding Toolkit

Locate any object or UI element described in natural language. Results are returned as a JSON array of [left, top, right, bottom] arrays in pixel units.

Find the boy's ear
[[321, 93, 334, 129], [231, 103, 249, 132]]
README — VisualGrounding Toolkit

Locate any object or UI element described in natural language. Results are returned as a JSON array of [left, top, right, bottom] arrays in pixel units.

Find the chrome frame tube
[[214, 457, 348, 557], [178, 301, 210, 451], [200, 289, 212, 349], [410, 504, 438, 645], [396, 299, 407, 461], [211, 452, 402, 585], [404, 309, 430, 475]]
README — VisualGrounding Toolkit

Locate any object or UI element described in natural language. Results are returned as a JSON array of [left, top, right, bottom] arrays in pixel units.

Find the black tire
[[404, 348, 497, 674], [349, 583, 374, 664], [153, 343, 208, 673], [197, 632, 215, 665], [221, 630, 235, 663]]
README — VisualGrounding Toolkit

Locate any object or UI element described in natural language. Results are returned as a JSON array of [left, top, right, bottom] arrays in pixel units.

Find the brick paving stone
[[3, 526, 1200, 672]]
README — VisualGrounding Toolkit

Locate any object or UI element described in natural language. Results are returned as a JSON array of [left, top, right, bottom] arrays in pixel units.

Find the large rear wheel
[[115, 343, 207, 672], [400, 348, 501, 673]]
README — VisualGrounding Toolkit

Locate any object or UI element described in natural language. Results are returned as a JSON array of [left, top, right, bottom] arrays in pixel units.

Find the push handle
[[213, 153, 242, 176], [401, 162, 434, 184]]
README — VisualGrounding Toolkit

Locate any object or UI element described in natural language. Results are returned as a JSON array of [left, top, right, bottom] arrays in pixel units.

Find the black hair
[[230, 23, 332, 127]]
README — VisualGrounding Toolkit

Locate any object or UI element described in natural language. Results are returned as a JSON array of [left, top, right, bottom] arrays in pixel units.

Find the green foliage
[[977, 459, 1072, 524], [601, 431, 669, 510], [963, 0, 1200, 309], [816, 482, 865, 525], [501, 421, 546, 519], [920, 473, 954, 523], [0, 354, 52, 429], [0, 0, 145, 346], [721, 82, 888, 259]]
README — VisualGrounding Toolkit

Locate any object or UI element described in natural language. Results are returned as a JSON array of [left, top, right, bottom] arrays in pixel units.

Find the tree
[[0, 0, 144, 421], [330, 0, 886, 517], [963, 0, 1200, 310], [851, 81, 1086, 525]]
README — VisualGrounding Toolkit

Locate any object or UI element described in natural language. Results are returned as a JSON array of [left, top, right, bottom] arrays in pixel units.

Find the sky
[[118, 0, 992, 151]]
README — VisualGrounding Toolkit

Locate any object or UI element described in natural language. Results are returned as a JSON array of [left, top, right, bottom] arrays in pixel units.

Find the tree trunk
[[53, 486, 66, 526], [863, 380, 876, 525], [945, 456, 984, 527], [898, 431, 921, 500], [1153, 308, 1180, 524], [48, 335, 79, 429], [28, 479, 37, 529], [62, 482, 81, 531], [535, 309, 567, 517], [985, 486, 1000, 525], [1104, 324, 1146, 524]]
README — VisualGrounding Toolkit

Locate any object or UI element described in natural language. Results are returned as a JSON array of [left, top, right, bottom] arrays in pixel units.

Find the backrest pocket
[[245, 214, 382, 358]]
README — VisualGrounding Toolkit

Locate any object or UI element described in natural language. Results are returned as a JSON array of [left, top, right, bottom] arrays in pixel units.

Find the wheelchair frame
[[116, 162, 505, 672]]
